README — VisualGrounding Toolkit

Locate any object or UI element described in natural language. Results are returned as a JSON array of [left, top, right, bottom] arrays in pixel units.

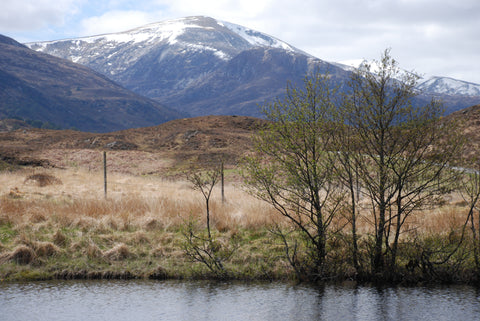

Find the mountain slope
[[0, 35, 181, 132], [27, 16, 348, 118], [0, 115, 267, 174]]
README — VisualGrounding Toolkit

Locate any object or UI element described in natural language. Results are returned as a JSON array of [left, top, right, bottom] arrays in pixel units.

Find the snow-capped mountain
[[30, 16, 305, 77], [334, 60, 480, 97], [26, 16, 479, 118], [417, 77, 480, 96], [26, 16, 343, 117]]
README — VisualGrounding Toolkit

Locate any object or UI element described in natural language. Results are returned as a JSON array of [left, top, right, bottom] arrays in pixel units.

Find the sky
[[1, 0, 479, 84]]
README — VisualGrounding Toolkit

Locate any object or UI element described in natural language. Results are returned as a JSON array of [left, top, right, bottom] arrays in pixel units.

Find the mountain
[[417, 77, 480, 96], [26, 16, 479, 118], [26, 16, 349, 118], [334, 60, 480, 113], [336, 59, 480, 96], [0, 34, 181, 132]]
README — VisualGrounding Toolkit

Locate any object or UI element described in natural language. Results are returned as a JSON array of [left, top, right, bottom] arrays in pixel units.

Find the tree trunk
[[390, 190, 403, 268], [314, 204, 326, 276], [206, 198, 211, 240], [350, 183, 360, 271], [373, 203, 386, 273]]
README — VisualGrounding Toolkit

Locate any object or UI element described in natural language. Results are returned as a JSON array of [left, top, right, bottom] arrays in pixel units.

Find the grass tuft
[[103, 243, 131, 261], [24, 173, 62, 187], [8, 245, 36, 265], [0, 167, 476, 283]]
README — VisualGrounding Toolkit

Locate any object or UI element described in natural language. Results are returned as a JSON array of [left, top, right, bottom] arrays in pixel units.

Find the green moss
[[0, 223, 17, 244], [5, 268, 54, 281], [0, 159, 20, 171]]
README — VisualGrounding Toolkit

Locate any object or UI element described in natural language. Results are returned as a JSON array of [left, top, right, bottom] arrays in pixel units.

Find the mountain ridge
[[335, 59, 480, 97], [417, 76, 480, 96], [22, 16, 480, 119]]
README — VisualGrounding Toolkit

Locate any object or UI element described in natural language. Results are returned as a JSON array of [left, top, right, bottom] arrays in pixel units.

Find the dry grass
[[0, 167, 473, 282], [0, 245, 36, 265], [0, 167, 289, 280], [0, 168, 280, 235], [0, 167, 471, 238], [103, 243, 131, 261], [24, 173, 62, 187]]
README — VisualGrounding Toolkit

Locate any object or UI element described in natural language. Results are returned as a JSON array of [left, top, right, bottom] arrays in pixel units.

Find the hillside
[[443, 104, 480, 164], [0, 35, 181, 132], [2, 103, 480, 176], [0, 115, 266, 175]]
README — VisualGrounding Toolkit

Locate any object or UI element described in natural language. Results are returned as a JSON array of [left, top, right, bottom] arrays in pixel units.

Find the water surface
[[1, 280, 479, 321]]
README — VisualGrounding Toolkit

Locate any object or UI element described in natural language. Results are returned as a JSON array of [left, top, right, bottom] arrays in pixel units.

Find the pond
[[1, 280, 479, 321]]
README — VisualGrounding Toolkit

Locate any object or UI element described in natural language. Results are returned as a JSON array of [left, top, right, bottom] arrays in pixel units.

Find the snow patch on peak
[[334, 59, 385, 74], [336, 59, 367, 69], [81, 19, 194, 45], [417, 76, 480, 96], [29, 17, 209, 48], [220, 20, 296, 52]]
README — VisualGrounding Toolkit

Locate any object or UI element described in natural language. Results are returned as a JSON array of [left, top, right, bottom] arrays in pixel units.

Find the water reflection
[[1, 280, 479, 321]]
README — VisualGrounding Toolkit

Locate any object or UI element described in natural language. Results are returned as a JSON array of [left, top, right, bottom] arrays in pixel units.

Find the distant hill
[[443, 104, 480, 165], [1, 105, 479, 175], [0, 115, 267, 174], [0, 119, 32, 132], [0, 35, 182, 132]]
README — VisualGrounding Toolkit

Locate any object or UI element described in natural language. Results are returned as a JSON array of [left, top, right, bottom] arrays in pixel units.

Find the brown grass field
[[0, 167, 290, 281], [0, 164, 473, 282]]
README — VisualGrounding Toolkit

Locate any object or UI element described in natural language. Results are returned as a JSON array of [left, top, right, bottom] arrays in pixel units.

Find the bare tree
[[183, 164, 234, 277], [186, 165, 221, 239], [459, 165, 480, 272], [242, 70, 344, 280], [342, 49, 461, 274]]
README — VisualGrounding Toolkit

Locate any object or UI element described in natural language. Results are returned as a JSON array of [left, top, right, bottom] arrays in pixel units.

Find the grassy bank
[[0, 168, 478, 284]]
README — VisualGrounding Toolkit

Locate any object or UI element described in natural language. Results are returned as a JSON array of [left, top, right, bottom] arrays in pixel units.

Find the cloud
[[235, 0, 480, 81], [0, 0, 80, 31], [80, 10, 163, 35], [1, 0, 479, 82], [153, 0, 273, 19]]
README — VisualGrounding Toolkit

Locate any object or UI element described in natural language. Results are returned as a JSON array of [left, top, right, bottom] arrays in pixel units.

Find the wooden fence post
[[103, 151, 107, 199], [221, 161, 225, 203]]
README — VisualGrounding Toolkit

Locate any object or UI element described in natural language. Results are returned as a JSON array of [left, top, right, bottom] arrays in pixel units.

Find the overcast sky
[[2, 0, 479, 83]]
